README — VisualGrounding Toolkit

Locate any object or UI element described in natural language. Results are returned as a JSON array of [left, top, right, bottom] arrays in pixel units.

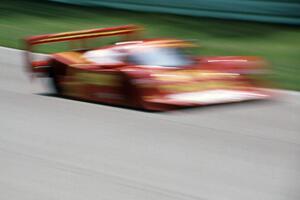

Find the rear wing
[[24, 25, 141, 73]]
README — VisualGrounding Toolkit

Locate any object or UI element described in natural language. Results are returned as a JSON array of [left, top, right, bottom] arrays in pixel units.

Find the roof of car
[[52, 38, 195, 66]]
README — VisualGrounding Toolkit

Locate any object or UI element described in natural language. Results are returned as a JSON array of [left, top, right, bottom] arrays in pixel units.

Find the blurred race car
[[25, 25, 270, 111]]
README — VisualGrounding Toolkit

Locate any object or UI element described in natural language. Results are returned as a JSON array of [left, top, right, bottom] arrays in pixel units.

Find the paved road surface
[[0, 47, 300, 200]]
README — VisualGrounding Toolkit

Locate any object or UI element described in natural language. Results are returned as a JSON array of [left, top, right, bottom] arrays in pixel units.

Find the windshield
[[128, 47, 193, 67]]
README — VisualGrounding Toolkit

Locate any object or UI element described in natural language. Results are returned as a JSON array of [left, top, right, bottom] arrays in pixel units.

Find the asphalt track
[[0, 46, 300, 200]]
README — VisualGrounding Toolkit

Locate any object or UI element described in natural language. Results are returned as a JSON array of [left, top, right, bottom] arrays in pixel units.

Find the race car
[[25, 25, 270, 111]]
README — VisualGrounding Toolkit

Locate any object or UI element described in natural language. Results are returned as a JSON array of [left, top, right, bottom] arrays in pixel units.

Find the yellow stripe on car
[[75, 72, 121, 86]]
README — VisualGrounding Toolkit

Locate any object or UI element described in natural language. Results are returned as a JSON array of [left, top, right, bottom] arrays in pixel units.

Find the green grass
[[1, 0, 300, 90]]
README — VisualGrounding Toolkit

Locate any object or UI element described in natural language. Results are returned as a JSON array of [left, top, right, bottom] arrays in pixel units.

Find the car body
[[25, 25, 270, 111]]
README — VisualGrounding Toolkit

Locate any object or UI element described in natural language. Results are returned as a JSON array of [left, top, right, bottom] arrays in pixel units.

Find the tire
[[47, 60, 66, 95], [49, 68, 62, 94]]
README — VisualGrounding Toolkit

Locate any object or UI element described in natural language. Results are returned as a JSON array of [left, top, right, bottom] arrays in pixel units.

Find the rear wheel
[[47, 60, 66, 95], [48, 68, 62, 94]]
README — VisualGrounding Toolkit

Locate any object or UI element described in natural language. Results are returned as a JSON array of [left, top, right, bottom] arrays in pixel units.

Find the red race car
[[25, 25, 270, 111]]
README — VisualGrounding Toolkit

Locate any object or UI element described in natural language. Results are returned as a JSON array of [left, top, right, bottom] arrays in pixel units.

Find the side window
[[83, 49, 124, 65]]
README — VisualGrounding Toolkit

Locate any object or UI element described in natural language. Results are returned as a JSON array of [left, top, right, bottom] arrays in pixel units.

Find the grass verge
[[1, 0, 300, 90]]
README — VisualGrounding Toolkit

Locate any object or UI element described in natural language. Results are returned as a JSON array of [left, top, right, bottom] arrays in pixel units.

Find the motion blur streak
[[0, 46, 300, 200]]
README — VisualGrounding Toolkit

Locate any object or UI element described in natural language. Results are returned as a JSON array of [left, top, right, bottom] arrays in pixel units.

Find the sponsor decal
[[75, 72, 120, 86], [160, 81, 244, 93], [62, 81, 83, 96], [153, 70, 238, 82]]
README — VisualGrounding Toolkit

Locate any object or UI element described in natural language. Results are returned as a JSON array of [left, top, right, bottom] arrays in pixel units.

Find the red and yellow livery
[[25, 25, 270, 111]]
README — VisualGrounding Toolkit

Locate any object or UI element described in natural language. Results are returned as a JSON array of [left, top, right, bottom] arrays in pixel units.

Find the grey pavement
[[0, 46, 300, 200]]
